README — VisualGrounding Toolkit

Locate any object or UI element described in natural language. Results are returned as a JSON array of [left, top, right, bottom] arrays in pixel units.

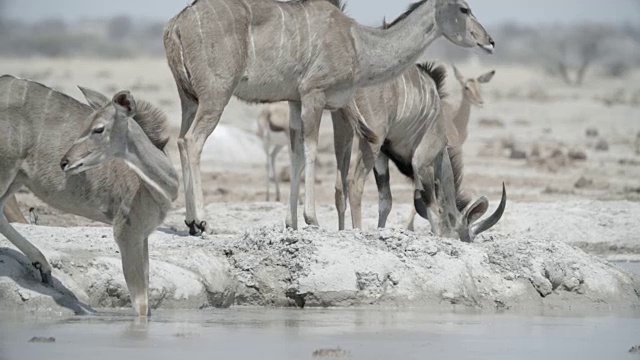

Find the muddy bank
[[1, 222, 639, 316]]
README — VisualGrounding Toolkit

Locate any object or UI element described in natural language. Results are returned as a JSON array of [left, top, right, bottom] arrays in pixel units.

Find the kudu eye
[[460, 7, 469, 14], [93, 125, 105, 134]]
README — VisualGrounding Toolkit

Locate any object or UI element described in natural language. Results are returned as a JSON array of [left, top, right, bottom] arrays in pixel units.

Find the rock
[[510, 148, 528, 160], [595, 139, 610, 152], [574, 176, 594, 189], [478, 118, 505, 128], [504, 273, 516, 281], [18, 290, 30, 301], [29, 337, 55, 343], [586, 128, 599, 138], [313, 348, 351, 358], [568, 149, 587, 161]]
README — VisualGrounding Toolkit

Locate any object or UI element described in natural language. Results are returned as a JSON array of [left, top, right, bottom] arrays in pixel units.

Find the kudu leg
[[373, 154, 392, 228], [263, 131, 272, 202], [0, 193, 52, 284], [300, 93, 326, 227], [332, 111, 354, 231], [114, 226, 150, 317], [405, 208, 417, 231], [271, 145, 283, 202], [178, 93, 232, 236], [348, 137, 376, 229], [286, 102, 305, 229]]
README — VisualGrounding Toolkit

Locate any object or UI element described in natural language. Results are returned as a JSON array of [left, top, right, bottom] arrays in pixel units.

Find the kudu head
[[453, 66, 496, 107], [435, 0, 495, 54], [434, 148, 506, 243], [61, 87, 136, 174]]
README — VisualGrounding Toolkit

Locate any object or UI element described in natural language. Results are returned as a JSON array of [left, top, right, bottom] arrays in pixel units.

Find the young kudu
[[406, 65, 496, 230], [443, 65, 496, 147], [163, 0, 495, 235], [0, 75, 178, 316], [256, 103, 290, 202], [333, 64, 505, 241]]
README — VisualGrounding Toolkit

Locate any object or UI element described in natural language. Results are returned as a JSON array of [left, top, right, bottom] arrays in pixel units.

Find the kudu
[[163, 0, 495, 235], [406, 65, 496, 230], [256, 103, 290, 202], [333, 63, 505, 241], [0, 75, 178, 316], [444, 65, 496, 147]]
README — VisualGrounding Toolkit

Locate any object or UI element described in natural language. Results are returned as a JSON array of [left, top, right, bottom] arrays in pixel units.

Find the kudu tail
[[340, 106, 378, 144], [163, 16, 198, 104]]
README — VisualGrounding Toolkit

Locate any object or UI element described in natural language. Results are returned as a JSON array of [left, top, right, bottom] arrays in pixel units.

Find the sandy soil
[[1, 57, 640, 314], [3, 58, 640, 227]]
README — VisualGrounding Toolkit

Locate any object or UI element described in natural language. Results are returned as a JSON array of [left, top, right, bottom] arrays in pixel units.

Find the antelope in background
[[333, 63, 505, 242], [0, 75, 178, 316], [256, 103, 290, 202], [163, 0, 495, 235], [406, 65, 496, 230]]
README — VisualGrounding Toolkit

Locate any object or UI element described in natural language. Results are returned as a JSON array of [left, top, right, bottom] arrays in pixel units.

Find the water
[[1, 309, 639, 360], [619, 262, 640, 276]]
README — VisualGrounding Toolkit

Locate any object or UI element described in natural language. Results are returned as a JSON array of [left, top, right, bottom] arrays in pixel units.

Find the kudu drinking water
[[406, 65, 496, 231], [333, 63, 505, 241], [164, 0, 495, 235], [0, 76, 178, 316]]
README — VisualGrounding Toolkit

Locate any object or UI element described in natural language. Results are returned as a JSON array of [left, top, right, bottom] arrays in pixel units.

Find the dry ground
[[2, 57, 640, 234]]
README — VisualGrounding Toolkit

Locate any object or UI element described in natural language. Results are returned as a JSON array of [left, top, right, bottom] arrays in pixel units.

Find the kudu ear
[[464, 197, 489, 225], [452, 65, 465, 84], [112, 91, 137, 117], [477, 70, 496, 84], [78, 86, 109, 110]]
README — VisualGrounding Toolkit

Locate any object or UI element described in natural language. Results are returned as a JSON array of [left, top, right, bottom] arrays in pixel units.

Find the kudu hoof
[[32, 262, 52, 286], [185, 220, 208, 236]]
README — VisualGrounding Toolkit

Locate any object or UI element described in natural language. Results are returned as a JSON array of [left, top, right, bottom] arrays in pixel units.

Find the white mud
[[1, 209, 639, 316]]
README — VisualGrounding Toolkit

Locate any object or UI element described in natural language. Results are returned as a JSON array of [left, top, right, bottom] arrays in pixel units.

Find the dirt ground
[[2, 57, 640, 244]]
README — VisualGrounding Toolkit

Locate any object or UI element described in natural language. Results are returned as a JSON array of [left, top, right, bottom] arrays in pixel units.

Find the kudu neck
[[352, 3, 441, 88], [122, 119, 179, 207]]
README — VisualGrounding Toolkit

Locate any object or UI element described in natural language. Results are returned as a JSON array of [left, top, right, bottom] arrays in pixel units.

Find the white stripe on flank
[[124, 160, 173, 203], [219, 0, 242, 58], [302, 6, 313, 64], [204, 0, 233, 56], [278, 7, 286, 58], [399, 74, 408, 120], [37, 90, 53, 144], [240, 0, 256, 60], [192, 6, 209, 66]]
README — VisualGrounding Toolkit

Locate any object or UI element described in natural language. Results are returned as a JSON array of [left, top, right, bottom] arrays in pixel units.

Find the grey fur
[[162, 0, 495, 234]]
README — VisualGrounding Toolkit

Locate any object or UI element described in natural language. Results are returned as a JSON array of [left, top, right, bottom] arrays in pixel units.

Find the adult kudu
[[163, 0, 495, 235], [406, 65, 497, 231], [333, 63, 506, 242], [0, 75, 178, 316]]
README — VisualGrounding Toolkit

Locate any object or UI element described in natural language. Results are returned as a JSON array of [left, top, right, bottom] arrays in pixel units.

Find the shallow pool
[[1, 309, 639, 360], [619, 262, 640, 276]]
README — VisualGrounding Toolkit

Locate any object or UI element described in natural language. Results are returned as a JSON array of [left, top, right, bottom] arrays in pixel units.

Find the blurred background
[[1, 0, 639, 230]]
